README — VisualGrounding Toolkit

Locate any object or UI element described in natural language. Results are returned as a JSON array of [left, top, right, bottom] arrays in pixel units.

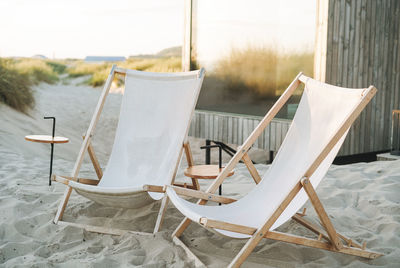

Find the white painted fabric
[[70, 69, 204, 208], [167, 77, 368, 238]]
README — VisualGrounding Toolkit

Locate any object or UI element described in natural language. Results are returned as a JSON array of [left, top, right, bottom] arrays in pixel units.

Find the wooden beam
[[184, 142, 194, 166], [57, 221, 152, 236], [183, 142, 200, 190], [267, 232, 381, 259], [87, 143, 103, 179], [182, 0, 192, 71], [154, 144, 185, 234], [293, 214, 364, 250], [172, 215, 192, 238], [153, 195, 170, 234], [169, 186, 236, 204], [242, 153, 261, 184], [314, 0, 329, 82], [292, 214, 330, 242], [82, 135, 103, 179], [52, 175, 99, 186], [200, 217, 255, 235], [301, 178, 343, 250]]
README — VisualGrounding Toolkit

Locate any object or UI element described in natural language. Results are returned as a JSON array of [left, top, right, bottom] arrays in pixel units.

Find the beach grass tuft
[[11, 58, 61, 84], [0, 59, 35, 113]]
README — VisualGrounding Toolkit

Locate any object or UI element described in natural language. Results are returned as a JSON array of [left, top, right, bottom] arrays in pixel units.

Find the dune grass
[[10, 58, 64, 84], [67, 57, 181, 87], [211, 47, 313, 98], [0, 58, 68, 112], [0, 59, 34, 113]]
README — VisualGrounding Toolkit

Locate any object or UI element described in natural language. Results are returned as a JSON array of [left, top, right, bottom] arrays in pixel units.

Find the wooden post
[[242, 153, 261, 184], [182, 0, 192, 71], [314, 0, 329, 82]]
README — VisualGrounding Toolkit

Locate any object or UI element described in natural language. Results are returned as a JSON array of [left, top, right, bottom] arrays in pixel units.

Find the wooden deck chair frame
[[168, 73, 382, 267], [53, 65, 201, 235]]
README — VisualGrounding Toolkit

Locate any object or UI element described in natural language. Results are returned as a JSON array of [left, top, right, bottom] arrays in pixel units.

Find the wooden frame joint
[[143, 184, 165, 193]]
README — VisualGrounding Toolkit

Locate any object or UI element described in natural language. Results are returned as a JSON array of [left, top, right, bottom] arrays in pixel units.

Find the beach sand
[[0, 81, 399, 267]]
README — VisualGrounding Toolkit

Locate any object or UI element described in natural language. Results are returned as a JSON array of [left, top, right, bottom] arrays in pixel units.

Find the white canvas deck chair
[[53, 65, 205, 235], [166, 73, 383, 267]]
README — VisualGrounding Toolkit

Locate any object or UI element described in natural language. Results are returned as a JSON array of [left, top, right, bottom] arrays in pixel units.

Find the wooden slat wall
[[189, 110, 291, 152], [325, 0, 400, 155]]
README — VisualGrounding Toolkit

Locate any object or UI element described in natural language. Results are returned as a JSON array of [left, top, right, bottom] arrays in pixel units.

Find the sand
[[0, 80, 399, 267]]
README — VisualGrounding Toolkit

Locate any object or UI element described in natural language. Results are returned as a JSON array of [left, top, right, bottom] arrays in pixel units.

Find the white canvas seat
[[53, 65, 205, 233], [167, 74, 382, 267]]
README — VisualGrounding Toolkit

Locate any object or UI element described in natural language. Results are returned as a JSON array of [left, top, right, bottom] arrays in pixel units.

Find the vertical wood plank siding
[[325, 0, 400, 155], [189, 110, 291, 153]]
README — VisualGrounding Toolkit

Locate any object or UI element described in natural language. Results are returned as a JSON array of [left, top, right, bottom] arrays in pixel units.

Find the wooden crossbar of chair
[[170, 73, 381, 267]]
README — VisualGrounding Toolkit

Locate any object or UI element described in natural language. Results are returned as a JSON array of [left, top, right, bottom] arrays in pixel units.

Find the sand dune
[[0, 81, 399, 267]]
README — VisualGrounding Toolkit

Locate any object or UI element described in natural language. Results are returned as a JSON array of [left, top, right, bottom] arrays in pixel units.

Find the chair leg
[[301, 178, 343, 250], [153, 195, 169, 233], [54, 187, 73, 223], [228, 229, 265, 268], [172, 217, 192, 238]]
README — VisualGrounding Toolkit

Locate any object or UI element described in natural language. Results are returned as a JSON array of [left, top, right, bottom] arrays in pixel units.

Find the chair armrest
[[167, 185, 237, 204], [52, 175, 99, 186], [143, 184, 165, 193]]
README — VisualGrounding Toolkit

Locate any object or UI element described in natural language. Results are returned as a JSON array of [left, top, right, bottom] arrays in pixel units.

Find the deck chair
[[166, 73, 382, 267], [53, 65, 205, 235]]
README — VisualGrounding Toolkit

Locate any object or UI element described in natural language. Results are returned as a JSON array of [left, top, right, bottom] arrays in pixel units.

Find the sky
[[0, 0, 184, 59], [0, 0, 315, 61]]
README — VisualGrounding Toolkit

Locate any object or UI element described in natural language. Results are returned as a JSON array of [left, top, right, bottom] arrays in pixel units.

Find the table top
[[184, 164, 234, 179], [25, 135, 69, 144]]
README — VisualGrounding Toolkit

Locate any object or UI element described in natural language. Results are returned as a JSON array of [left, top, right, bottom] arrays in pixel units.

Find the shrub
[[12, 59, 59, 84], [0, 60, 34, 113], [46, 61, 67, 74]]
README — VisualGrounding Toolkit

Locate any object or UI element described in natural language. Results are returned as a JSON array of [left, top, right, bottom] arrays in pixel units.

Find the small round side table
[[184, 164, 234, 205], [25, 135, 69, 185]]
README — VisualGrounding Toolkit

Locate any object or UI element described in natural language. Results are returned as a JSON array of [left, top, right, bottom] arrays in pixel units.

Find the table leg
[[219, 185, 222, 206], [205, 140, 211, 164], [49, 143, 54, 186]]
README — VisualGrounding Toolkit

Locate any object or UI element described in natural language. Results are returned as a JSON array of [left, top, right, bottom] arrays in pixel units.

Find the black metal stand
[[44, 116, 56, 186], [201, 140, 224, 205]]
